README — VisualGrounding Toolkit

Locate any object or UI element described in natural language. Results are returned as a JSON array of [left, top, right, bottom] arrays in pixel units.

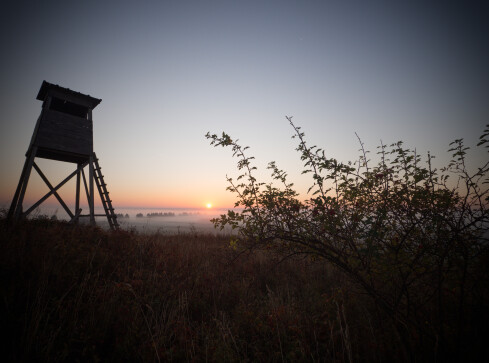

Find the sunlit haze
[[1, 0, 488, 214]]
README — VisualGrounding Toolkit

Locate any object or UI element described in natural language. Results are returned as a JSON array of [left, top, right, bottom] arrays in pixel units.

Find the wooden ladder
[[93, 152, 119, 230]]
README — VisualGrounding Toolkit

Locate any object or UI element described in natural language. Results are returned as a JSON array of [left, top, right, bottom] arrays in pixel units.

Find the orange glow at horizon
[[97, 188, 235, 209], [0, 180, 237, 210], [0, 159, 237, 210]]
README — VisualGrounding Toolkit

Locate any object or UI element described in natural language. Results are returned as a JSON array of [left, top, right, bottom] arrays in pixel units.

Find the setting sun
[[206, 203, 212, 209]]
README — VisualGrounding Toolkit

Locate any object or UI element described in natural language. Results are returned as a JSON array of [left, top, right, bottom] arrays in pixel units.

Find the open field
[[1, 216, 487, 362], [10, 206, 233, 234]]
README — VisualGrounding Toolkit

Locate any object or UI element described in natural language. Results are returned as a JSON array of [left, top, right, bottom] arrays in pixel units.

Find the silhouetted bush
[[207, 118, 489, 360]]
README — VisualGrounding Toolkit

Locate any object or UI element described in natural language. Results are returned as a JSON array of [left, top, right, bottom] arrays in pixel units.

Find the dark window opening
[[50, 97, 88, 118]]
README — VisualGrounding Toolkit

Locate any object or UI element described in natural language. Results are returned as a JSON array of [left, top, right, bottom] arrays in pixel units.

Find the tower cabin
[[31, 80, 101, 163], [8, 81, 119, 230]]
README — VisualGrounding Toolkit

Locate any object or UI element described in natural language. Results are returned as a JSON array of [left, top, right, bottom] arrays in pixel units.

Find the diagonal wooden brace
[[23, 161, 89, 217], [69, 208, 82, 223], [32, 162, 75, 219]]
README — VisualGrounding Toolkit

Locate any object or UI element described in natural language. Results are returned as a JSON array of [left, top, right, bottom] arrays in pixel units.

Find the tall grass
[[0, 215, 487, 361]]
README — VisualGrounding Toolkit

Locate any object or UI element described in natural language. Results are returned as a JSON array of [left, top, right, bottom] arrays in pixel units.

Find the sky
[[0, 0, 488, 212]]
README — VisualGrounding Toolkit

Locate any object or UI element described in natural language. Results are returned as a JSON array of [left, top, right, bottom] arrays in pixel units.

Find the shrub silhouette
[[206, 117, 489, 359]]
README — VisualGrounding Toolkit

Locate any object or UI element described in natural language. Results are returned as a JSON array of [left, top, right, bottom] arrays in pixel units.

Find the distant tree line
[[147, 212, 175, 217], [134, 212, 198, 218]]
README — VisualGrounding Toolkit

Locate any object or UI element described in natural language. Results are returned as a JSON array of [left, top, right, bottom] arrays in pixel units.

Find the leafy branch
[[206, 119, 489, 358]]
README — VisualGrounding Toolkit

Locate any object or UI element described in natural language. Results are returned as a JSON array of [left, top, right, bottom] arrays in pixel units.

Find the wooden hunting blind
[[8, 81, 119, 229]]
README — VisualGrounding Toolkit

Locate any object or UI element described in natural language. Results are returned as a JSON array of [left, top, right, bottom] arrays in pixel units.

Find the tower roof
[[36, 80, 102, 109]]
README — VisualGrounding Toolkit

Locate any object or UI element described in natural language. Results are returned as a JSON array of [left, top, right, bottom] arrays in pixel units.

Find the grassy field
[[0, 216, 487, 362]]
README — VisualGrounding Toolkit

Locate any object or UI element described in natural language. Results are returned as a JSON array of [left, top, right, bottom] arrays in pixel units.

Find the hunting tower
[[8, 81, 119, 229]]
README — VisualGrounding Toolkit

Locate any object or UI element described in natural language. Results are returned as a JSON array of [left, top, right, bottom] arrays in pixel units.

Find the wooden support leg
[[8, 147, 37, 221], [89, 154, 95, 225], [7, 156, 31, 220], [75, 164, 81, 223], [81, 168, 90, 205]]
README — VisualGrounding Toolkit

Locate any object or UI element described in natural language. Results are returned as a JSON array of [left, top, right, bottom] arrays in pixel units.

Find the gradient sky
[[1, 0, 488, 211]]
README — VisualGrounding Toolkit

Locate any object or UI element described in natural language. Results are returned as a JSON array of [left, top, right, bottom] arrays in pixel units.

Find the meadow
[[1, 124, 488, 362], [1, 213, 487, 362]]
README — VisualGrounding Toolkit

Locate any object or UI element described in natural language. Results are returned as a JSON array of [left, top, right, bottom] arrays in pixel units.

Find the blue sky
[[1, 0, 488, 209]]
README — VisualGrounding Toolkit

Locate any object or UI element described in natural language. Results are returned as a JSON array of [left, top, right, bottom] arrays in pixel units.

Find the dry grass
[[0, 216, 487, 362]]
